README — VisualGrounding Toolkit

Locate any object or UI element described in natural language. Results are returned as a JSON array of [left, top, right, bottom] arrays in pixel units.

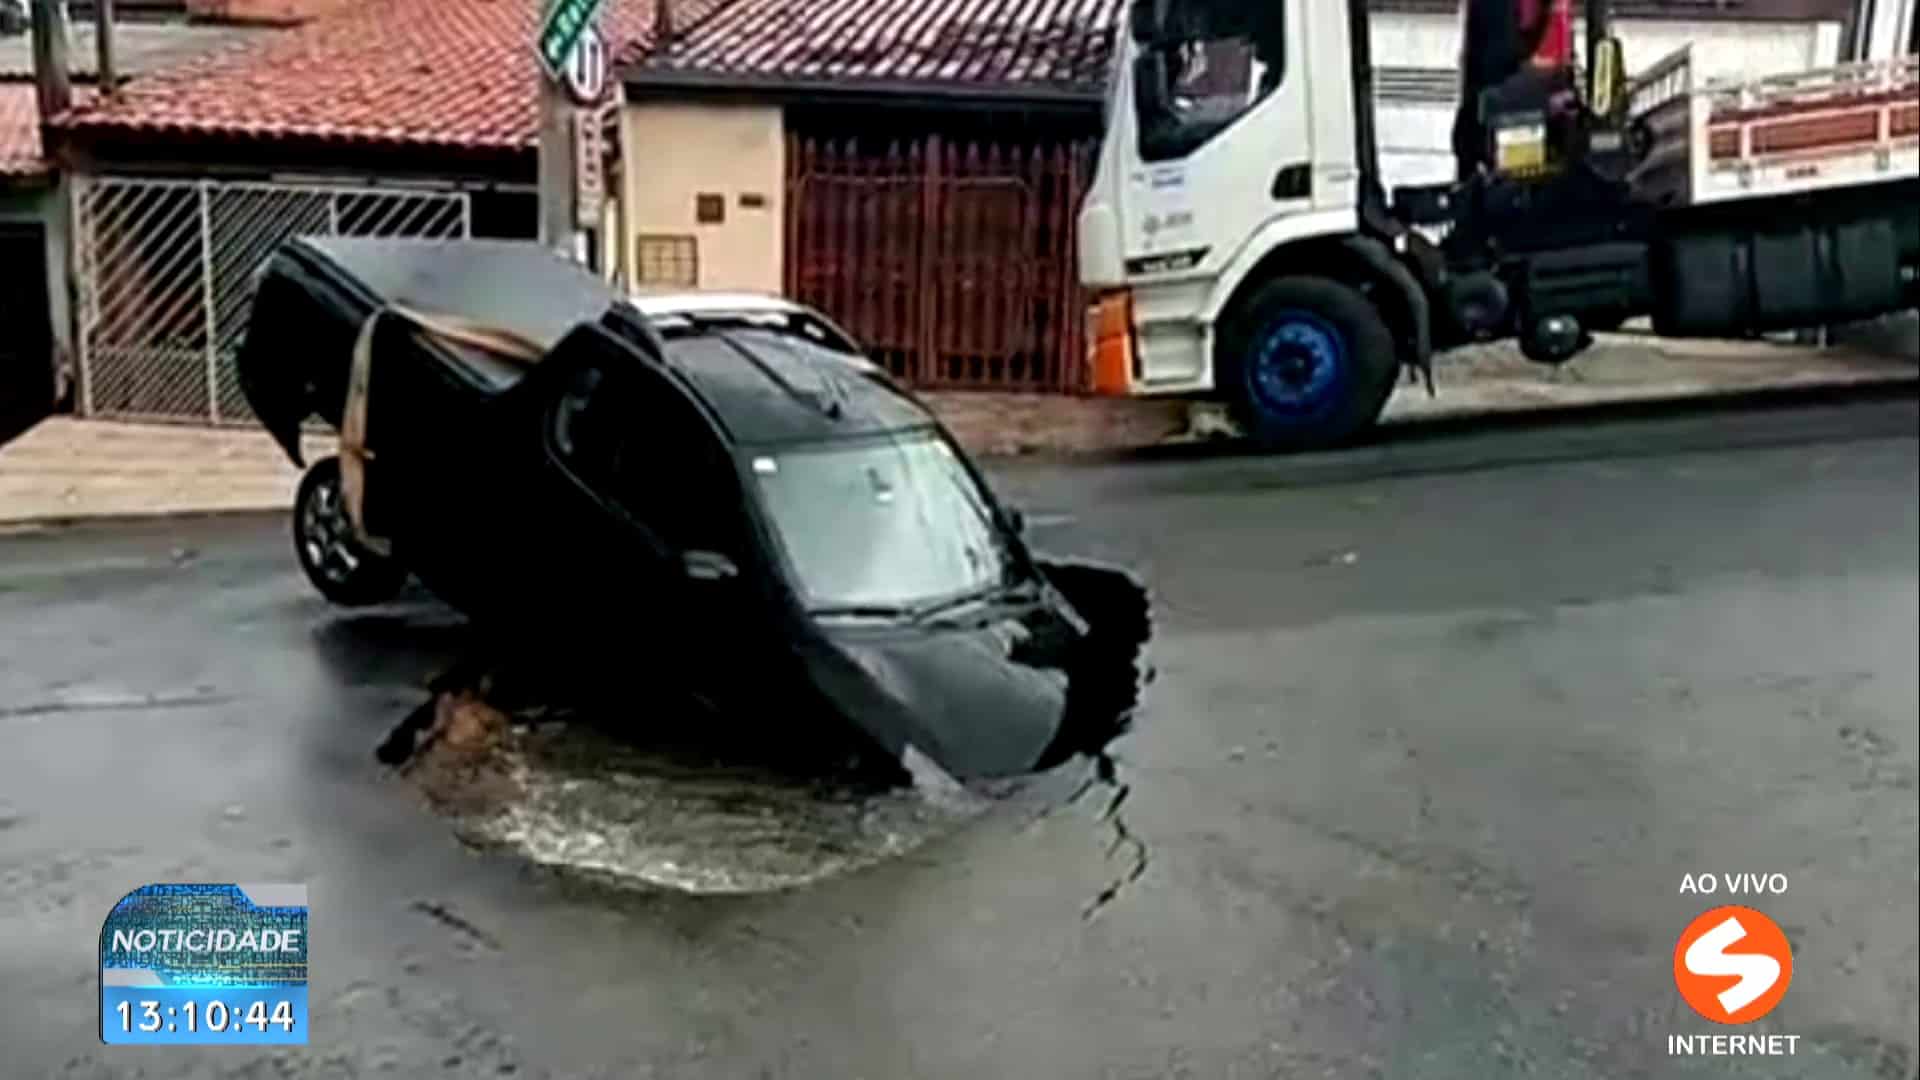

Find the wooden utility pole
[[95, 0, 117, 98], [29, 0, 72, 120]]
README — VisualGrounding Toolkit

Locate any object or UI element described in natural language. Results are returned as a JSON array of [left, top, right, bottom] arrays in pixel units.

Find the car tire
[[1216, 276, 1399, 451], [293, 456, 406, 606]]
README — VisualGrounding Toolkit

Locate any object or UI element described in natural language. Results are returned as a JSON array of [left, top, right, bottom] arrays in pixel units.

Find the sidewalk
[[2, 332, 1913, 524], [0, 421, 335, 526], [918, 331, 1918, 455]]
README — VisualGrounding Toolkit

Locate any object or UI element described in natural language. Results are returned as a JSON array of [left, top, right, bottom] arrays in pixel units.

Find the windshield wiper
[[908, 578, 1041, 623], [812, 580, 1041, 625]]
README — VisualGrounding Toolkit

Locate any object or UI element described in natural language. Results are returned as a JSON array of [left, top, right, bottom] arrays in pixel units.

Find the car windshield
[[751, 432, 1015, 613]]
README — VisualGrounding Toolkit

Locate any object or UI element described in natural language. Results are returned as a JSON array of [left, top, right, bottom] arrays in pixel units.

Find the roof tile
[[623, 0, 1125, 98], [51, 0, 683, 152]]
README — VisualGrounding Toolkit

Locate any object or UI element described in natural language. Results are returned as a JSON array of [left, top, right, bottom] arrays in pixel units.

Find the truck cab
[[1078, 0, 1379, 423]]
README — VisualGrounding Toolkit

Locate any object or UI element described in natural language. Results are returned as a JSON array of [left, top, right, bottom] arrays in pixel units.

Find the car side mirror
[[683, 549, 740, 582]]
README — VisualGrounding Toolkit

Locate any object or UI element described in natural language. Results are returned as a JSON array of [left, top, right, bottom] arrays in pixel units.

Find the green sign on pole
[[536, 0, 605, 81]]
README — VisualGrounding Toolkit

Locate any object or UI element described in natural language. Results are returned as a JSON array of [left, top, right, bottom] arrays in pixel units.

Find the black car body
[[238, 238, 1147, 780]]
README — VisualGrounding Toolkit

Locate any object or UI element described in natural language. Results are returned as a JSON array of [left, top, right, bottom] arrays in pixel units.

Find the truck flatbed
[[1632, 52, 1920, 208]]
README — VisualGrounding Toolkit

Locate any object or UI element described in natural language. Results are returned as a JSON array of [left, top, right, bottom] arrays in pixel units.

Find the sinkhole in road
[[382, 692, 998, 894], [371, 563, 1153, 897]]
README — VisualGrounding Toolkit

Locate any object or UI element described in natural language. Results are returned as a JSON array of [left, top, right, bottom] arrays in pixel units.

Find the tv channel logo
[[1673, 904, 1793, 1024], [100, 883, 308, 1046]]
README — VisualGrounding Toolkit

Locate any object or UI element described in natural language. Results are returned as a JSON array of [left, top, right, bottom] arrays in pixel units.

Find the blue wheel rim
[[1246, 308, 1348, 422]]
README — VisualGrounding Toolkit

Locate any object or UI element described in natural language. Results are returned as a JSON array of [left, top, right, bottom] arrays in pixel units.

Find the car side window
[[608, 391, 743, 559], [552, 363, 742, 560]]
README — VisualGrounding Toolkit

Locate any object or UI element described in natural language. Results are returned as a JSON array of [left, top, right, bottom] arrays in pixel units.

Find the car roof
[[613, 292, 936, 447], [629, 316, 935, 447], [285, 238, 935, 447]]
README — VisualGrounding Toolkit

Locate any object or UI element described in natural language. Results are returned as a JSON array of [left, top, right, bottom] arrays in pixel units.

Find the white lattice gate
[[73, 178, 470, 425]]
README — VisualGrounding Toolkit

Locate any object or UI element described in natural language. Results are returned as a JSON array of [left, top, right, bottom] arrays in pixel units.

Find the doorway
[[0, 221, 54, 444]]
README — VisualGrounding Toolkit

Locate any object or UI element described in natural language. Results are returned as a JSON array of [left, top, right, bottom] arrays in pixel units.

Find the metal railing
[[72, 177, 469, 425]]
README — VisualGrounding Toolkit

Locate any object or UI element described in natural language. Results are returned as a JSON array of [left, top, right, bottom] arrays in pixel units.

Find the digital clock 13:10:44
[[118, 998, 294, 1034], [102, 987, 308, 1045]]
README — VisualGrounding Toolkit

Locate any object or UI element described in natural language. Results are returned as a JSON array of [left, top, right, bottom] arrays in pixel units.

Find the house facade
[[616, 0, 1115, 394], [4, 4, 286, 433], [40, 0, 662, 427]]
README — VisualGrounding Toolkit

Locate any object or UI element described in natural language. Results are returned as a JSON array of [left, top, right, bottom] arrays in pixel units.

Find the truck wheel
[[293, 457, 406, 606], [1217, 276, 1399, 450]]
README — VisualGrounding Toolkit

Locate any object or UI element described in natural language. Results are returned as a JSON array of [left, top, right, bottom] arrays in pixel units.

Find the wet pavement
[[2, 394, 1916, 1079]]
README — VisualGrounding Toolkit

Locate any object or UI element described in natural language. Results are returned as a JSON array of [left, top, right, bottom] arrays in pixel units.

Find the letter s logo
[[1673, 905, 1794, 1024]]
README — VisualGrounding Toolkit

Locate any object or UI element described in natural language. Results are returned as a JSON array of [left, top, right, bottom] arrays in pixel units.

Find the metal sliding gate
[[786, 134, 1094, 393], [72, 178, 470, 424]]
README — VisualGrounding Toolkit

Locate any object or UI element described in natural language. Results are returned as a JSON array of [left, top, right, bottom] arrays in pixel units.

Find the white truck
[[1076, 0, 1920, 448]]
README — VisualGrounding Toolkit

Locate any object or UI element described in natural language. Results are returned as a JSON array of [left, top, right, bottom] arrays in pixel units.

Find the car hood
[[800, 559, 1150, 780]]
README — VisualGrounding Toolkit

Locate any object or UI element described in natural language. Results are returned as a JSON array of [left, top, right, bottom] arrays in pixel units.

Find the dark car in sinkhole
[[235, 237, 1148, 781]]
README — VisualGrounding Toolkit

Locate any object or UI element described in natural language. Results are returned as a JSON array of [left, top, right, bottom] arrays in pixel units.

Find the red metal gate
[[785, 133, 1092, 393]]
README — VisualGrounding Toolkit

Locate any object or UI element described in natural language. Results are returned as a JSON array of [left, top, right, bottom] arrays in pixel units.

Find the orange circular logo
[[1673, 905, 1793, 1024]]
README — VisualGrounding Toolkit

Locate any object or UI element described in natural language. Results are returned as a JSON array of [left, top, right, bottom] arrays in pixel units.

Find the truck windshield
[[751, 432, 1016, 615], [1134, 0, 1285, 161]]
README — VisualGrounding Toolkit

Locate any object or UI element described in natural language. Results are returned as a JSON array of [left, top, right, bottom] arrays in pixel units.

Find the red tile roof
[[2, 84, 48, 176], [51, 0, 678, 154], [623, 0, 1124, 100]]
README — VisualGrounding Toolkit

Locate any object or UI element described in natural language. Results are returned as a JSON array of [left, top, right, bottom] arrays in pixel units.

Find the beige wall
[[617, 102, 785, 294]]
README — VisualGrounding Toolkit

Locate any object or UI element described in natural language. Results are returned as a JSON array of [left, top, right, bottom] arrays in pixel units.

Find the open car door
[[237, 238, 619, 465], [438, 322, 757, 675]]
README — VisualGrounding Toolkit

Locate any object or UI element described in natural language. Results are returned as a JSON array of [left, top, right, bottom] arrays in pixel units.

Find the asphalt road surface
[[3, 395, 1916, 1079]]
